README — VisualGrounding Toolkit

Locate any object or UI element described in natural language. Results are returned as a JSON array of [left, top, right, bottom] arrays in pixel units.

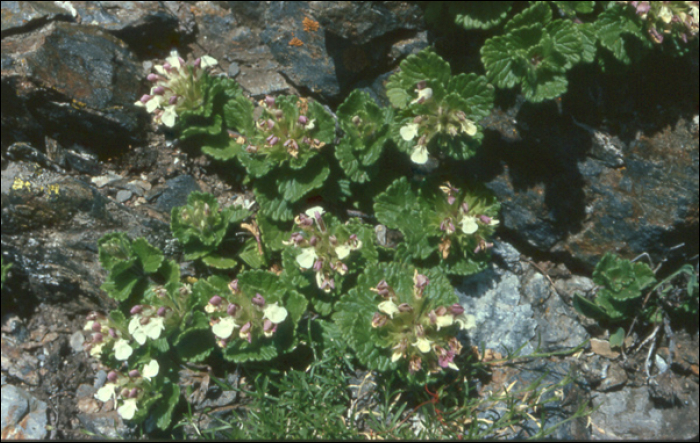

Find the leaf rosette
[[196, 271, 307, 363], [170, 192, 251, 268], [387, 48, 494, 164], [281, 207, 378, 315], [333, 263, 475, 384], [374, 177, 500, 276], [335, 90, 393, 183]]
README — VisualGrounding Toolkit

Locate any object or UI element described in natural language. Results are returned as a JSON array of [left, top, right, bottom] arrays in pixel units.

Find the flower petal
[[435, 314, 454, 331], [460, 216, 478, 235], [410, 145, 429, 164], [117, 398, 139, 420], [378, 300, 400, 319], [455, 313, 477, 331], [461, 119, 477, 136], [161, 106, 178, 127], [400, 123, 419, 141], [335, 245, 351, 260], [304, 206, 325, 218], [165, 50, 182, 69], [114, 339, 133, 361], [200, 55, 218, 68], [212, 317, 238, 339], [143, 360, 159, 380], [143, 317, 165, 341], [413, 337, 433, 354], [263, 303, 288, 324], [296, 247, 317, 269]]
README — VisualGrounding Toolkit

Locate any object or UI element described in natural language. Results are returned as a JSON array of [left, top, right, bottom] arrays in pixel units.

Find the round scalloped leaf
[[450, 1, 513, 30], [99, 258, 141, 301], [131, 238, 165, 274], [277, 162, 330, 203], [201, 254, 238, 269], [180, 114, 223, 140], [152, 383, 180, 431], [386, 48, 452, 109], [546, 20, 584, 69], [504, 1, 552, 33], [223, 94, 256, 135], [481, 34, 519, 89], [307, 100, 337, 145], [447, 73, 495, 120], [552, 1, 596, 15], [174, 311, 215, 362], [257, 211, 292, 252], [521, 71, 569, 102], [576, 22, 598, 64], [595, 5, 647, 64], [202, 138, 243, 162], [98, 232, 134, 271]]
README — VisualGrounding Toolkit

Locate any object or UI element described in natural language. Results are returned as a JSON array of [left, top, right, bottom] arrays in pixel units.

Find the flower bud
[[147, 73, 159, 82], [409, 355, 422, 374], [416, 80, 427, 90], [461, 202, 470, 214], [479, 215, 492, 224], [449, 303, 465, 315], [93, 333, 104, 343], [229, 279, 239, 293], [397, 303, 413, 313], [120, 388, 130, 398], [168, 95, 179, 105], [130, 305, 143, 315], [157, 307, 167, 317], [329, 235, 338, 246], [266, 135, 280, 146], [129, 387, 139, 398], [109, 328, 118, 339], [313, 259, 323, 272], [298, 115, 308, 125], [435, 306, 448, 317], [92, 321, 103, 333], [140, 316, 150, 326], [352, 115, 361, 126], [227, 303, 239, 316], [107, 371, 119, 383], [265, 95, 276, 108], [371, 312, 388, 328], [252, 293, 266, 307], [209, 295, 223, 306], [245, 145, 258, 153], [139, 94, 152, 104], [86, 312, 98, 321], [129, 369, 140, 378], [447, 195, 456, 205], [152, 86, 166, 95]]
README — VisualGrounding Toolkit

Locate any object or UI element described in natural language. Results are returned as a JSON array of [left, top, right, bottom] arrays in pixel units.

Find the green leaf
[[576, 22, 598, 64], [98, 232, 133, 271], [100, 259, 140, 302], [553, 1, 596, 15], [202, 139, 243, 162], [595, 5, 646, 64], [386, 48, 452, 109], [573, 293, 609, 321], [180, 114, 223, 139], [258, 211, 292, 252], [447, 73, 495, 120], [609, 327, 625, 348], [450, 1, 513, 30], [521, 70, 569, 102], [278, 163, 330, 202], [238, 238, 267, 269], [202, 254, 238, 269], [546, 20, 584, 69], [504, 2, 552, 33], [175, 311, 215, 362], [153, 383, 180, 431], [131, 238, 164, 274], [223, 94, 256, 135], [481, 34, 519, 89]]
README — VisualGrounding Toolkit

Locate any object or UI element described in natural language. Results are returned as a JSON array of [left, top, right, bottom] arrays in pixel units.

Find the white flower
[[89, 342, 105, 358], [200, 55, 218, 69], [296, 247, 317, 269], [212, 317, 238, 339], [659, 6, 673, 23], [263, 302, 288, 324], [435, 314, 455, 331], [378, 300, 400, 319], [410, 87, 433, 105], [410, 145, 429, 164], [114, 339, 133, 361], [460, 119, 477, 136], [95, 383, 116, 403], [455, 313, 476, 331], [413, 337, 433, 354], [160, 105, 178, 127], [129, 316, 165, 345], [143, 360, 159, 381], [400, 123, 419, 141], [165, 49, 182, 69], [117, 398, 139, 420], [305, 206, 325, 218], [459, 216, 479, 235], [391, 350, 404, 362], [335, 245, 351, 260]]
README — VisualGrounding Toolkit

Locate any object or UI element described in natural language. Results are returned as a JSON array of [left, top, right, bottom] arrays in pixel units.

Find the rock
[[155, 175, 201, 213], [2, 21, 145, 152], [0, 385, 48, 440], [228, 61, 240, 78], [591, 386, 699, 440], [259, 1, 426, 104], [115, 190, 132, 203], [1, 2, 72, 37]]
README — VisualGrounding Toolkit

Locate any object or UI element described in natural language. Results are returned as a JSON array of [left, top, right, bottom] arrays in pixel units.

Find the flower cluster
[[623, 1, 699, 43], [436, 182, 499, 260], [230, 95, 325, 160], [135, 49, 218, 127], [205, 280, 288, 348], [399, 81, 479, 164], [84, 312, 133, 361], [127, 303, 173, 345], [284, 207, 363, 293], [370, 271, 474, 374], [94, 360, 159, 420]]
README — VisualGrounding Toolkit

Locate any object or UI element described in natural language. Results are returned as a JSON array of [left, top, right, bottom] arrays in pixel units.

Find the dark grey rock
[[2, 21, 145, 152], [155, 175, 201, 213], [0, 1, 72, 37], [228, 61, 240, 78], [591, 386, 699, 440], [0, 385, 48, 440]]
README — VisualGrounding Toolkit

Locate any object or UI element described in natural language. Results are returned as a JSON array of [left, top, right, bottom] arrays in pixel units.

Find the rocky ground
[[1, 1, 698, 440]]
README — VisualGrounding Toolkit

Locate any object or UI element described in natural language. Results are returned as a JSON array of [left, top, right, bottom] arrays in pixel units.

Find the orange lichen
[[289, 37, 304, 47], [303, 17, 320, 32]]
